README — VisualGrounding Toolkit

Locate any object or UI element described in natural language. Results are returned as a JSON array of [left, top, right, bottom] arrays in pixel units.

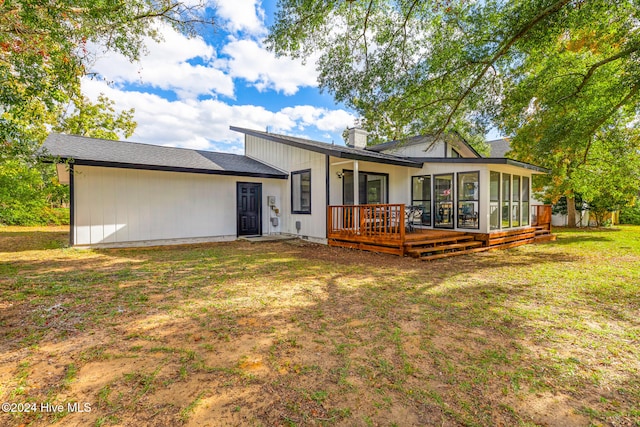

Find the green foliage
[[1, 1, 211, 224], [268, 0, 640, 208], [550, 195, 585, 216], [55, 95, 137, 140], [1, 0, 212, 158], [620, 204, 640, 225], [0, 160, 69, 225]]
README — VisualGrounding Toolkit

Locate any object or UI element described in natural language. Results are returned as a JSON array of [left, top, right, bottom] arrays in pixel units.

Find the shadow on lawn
[[0, 230, 68, 253], [551, 234, 614, 245], [1, 238, 638, 426]]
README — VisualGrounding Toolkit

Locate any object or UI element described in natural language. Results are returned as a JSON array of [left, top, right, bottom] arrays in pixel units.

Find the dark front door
[[237, 182, 262, 236]]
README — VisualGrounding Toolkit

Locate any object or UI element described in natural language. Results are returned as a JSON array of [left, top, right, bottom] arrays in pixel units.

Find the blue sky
[[81, 0, 357, 154]]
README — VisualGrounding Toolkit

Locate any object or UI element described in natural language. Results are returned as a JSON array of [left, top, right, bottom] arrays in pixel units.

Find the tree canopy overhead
[[0, 1, 213, 225], [268, 0, 638, 143], [1, 0, 213, 158], [267, 0, 640, 221]]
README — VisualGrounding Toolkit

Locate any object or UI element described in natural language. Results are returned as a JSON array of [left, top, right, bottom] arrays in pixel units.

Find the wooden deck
[[328, 204, 555, 260]]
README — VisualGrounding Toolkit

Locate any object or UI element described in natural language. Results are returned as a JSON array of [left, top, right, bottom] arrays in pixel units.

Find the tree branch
[[562, 43, 640, 101], [434, 0, 572, 139], [580, 83, 640, 165], [359, 0, 374, 71]]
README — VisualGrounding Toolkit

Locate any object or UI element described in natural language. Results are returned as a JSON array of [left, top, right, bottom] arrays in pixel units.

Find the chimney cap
[[346, 127, 368, 149]]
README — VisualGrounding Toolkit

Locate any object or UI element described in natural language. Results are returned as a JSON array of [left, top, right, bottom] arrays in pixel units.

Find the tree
[[1, 1, 211, 225], [54, 94, 136, 140], [498, 3, 640, 225], [571, 126, 640, 226], [1, 0, 212, 158], [267, 0, 640, 222], [0, 94, 137, 225]]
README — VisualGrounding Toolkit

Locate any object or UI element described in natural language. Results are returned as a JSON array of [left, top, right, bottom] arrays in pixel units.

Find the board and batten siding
[[245, 135, 328, 240], [73, 165, 283, 246], [380, 141, 445, 158]]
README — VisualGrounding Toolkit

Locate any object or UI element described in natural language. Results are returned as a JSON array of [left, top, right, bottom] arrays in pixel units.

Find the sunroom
[[327, 159, 552, 258]]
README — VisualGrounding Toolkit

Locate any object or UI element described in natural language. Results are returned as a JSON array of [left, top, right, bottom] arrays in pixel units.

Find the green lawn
[[0, 226, 638, 426]]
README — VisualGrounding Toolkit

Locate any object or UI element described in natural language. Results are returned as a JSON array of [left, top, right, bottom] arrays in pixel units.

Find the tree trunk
[[566, 194, 577, 228]]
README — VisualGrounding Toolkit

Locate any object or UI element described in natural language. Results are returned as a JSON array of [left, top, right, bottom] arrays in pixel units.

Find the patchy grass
[[0, 226, 638, 426]]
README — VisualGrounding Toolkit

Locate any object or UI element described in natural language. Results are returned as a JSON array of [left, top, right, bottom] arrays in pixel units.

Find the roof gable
[[367, 133, 482, 158], [486, 138, 512, 158], [230, 126, 423, 168]]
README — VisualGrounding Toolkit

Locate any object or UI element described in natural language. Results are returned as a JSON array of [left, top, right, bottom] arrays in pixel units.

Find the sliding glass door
[[434, 174, 454, 228], [342, 171, 388, 205]]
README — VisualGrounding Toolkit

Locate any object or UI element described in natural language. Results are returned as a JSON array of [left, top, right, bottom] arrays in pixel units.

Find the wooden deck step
[[406, 240, 484, 257], [418, 245, 490, 261], [486, 227, 536, 239], [486, 238, 536, 251], [488, 231, 536, 246], [404, 234, 475, 247], [535, 228, 551, 236], [534, 234, 557, 243]]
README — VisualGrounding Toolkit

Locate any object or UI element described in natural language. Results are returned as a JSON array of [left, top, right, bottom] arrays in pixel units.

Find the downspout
[[69, 163, 75, 246], [325, 154, 330, 239]]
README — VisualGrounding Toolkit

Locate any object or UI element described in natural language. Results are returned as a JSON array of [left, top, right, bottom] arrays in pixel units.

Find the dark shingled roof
[[40, 133, 288, 179], [487, 138, 512, 158], [230, 126, 423, 168], [231, 127, 548, 173], [366, 133, 482, 158]]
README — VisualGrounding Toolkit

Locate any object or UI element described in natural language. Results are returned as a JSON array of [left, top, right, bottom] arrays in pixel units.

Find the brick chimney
[[346, 127, 368, 149]]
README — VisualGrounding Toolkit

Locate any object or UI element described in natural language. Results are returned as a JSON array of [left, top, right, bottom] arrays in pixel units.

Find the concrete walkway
[[238, 234, 298, 243]]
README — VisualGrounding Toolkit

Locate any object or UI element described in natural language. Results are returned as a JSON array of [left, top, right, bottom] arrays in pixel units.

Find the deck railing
[[532, 204, 552, 230], [328, 204, 406, 242]]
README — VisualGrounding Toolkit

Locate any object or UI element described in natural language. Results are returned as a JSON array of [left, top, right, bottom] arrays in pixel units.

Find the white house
[[41, 127, 553, 259]]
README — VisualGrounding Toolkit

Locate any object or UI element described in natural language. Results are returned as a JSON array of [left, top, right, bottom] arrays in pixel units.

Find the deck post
[[353, 160, 359, 233]]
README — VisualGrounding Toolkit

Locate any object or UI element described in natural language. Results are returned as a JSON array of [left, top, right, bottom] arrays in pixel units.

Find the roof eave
[[46, 157, 288, 179], [411, 157, 549, 173], [336, 152, 422, 167]]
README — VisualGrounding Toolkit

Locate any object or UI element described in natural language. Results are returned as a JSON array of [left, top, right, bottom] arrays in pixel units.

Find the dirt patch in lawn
[[1, 228, 639, 426]]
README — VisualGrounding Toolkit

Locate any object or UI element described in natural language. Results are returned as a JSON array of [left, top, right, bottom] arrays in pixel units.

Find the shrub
[[0, 160, 69, 226], [620, 204, 640, 225]]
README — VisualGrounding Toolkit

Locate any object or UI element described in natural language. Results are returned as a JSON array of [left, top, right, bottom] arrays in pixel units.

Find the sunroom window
[[512, 175, 521, 227], [522, 176, 530, 225], [490, 171, 500, 230], [411, 176, 431, 226], [434, 174, 454, 228], [457, 172, 479, 229], [502, 173, 511, 228]]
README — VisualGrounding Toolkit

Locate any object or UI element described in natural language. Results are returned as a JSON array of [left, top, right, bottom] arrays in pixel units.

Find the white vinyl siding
[[245, 135, 327, 239], [73, 166, 283, 246]]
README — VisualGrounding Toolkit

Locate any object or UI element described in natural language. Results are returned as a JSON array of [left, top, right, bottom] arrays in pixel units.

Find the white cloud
[[82, 79, 355, 153], [213, 0, 266, 35], [79, 1, 357, 152], [88, 24, 234, 99], [88, 21, 319, 99], [281, 106, 355, 132], [221, 38, 318, 95]]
